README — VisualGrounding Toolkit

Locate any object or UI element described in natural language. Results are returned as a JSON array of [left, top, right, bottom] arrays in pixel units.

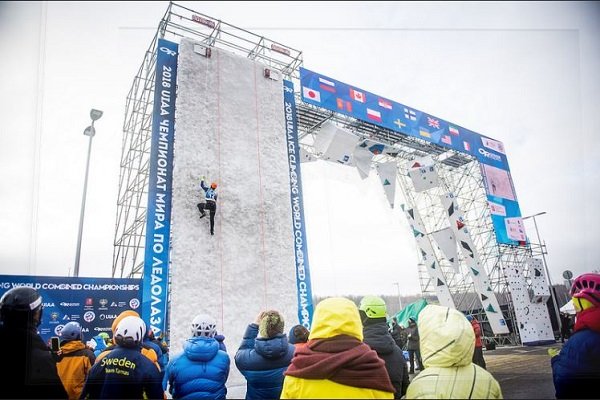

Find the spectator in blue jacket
[[80, 316, 164, 399], [144, 329, 165, 375], [163, 314, 230, 400], [235, 310, 295, 400], [551, 273, 600, 399], [92, 332, 110, 358]]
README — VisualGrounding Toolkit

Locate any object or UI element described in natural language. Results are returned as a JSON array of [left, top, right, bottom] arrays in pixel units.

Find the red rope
[[254, 66, 268, 310], [216, 50, 225, 330]]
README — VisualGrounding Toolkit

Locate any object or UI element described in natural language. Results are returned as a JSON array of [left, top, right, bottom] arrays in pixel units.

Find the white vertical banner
[[376, 161, 397, 208], [401, 205, 456, 308], [441, 193, 509, 334]]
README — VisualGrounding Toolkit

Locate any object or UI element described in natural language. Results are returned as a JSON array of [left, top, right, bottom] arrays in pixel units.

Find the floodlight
[[90, 109, 103, 121]]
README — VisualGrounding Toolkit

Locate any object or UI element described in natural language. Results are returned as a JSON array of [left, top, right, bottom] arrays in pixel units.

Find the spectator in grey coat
[[406, 317, 423, 374]]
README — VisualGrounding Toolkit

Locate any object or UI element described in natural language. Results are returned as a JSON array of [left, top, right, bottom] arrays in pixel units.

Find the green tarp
[[390, 298, 428, 327]]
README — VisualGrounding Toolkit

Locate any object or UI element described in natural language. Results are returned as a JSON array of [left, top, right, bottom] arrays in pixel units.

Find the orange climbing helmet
[[210, 182, 217, 189]]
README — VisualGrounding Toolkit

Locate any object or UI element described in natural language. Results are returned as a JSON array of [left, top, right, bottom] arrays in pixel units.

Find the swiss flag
[[349, 88, 365, 103]]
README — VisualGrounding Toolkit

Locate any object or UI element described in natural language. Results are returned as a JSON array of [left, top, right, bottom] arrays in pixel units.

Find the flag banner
[[142, 38, 178, 338], [299, 67, 522, 245]]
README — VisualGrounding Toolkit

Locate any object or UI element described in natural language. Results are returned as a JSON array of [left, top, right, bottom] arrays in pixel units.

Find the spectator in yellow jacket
[[56, 321, 96, 399], [281, 297, 395, 399], [406, 304, 502, 399]]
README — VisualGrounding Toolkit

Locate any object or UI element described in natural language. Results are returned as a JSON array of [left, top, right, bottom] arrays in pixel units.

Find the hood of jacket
[[309, 297, 363, 341], [184, 336, 219, 362], [363, 321, 396, 355], [419, 304, 474, 368], [254, 333, 291, 359], [60, 340, 87, 354]]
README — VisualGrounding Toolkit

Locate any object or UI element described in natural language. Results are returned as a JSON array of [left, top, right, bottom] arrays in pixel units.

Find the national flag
[[366, 108, 382, 122], [404, 107, 417, 121], [349, 88, 365, 103], [463, 141, 471, 151], [393, 119, 406, 130], [336, 98, 344, 110], [302, 86, 321, 102], [319, 77, 336, 93], [427, 116, 440, 129], [449, 126, 459, 136], [419, 128, 431, 138], [378, 98, 392, 109], [441, 135, 452, 145]]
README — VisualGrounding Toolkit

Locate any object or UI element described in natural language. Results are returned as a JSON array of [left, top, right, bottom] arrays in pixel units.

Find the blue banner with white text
[[284, 79, 314, 328], [299, 67, 524, 245], [0, 275, 140, 344], [142, 39, 178, 338]]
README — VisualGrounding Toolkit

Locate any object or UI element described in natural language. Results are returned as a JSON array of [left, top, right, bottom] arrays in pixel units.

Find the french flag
[[366, 108, 382, 122], [318, 77, 336, 93], [463, 141, 471, 151]]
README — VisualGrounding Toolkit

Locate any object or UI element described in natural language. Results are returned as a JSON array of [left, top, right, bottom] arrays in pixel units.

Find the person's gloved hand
[[548, 347, 560, 357], [201, 175, 206, 181]]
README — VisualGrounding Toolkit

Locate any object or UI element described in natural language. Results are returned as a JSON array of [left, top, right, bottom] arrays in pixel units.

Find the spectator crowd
[[1, 271, 598, 399]]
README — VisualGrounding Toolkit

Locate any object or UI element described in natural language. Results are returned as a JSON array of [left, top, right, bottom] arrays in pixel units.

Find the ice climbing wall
[[167, 39, 299, 385]]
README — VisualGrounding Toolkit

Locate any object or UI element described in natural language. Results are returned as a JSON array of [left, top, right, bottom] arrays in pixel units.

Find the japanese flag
[[302, 87, 321, 102]]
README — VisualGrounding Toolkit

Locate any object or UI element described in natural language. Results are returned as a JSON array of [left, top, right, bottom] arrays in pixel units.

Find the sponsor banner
[[0, 275, 140, 344], [284, 79, 314, 329], [142, 38, 178, 338], [299, 67, 523, 245]]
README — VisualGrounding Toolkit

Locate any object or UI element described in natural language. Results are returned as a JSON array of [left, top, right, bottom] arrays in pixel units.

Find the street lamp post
[[522, 211, 562, 335], [73, 109, 103, 277]]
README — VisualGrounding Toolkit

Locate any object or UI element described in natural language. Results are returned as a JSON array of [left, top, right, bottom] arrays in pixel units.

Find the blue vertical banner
[[283, 79, 314, 329], [142, 39, 178, 338]]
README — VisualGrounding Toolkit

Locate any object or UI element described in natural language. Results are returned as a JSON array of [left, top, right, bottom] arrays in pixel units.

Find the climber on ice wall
[[197, 176, 218, 236]]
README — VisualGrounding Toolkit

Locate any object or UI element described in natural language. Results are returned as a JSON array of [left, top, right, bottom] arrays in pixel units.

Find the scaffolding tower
[[112, 1, 543, 345]]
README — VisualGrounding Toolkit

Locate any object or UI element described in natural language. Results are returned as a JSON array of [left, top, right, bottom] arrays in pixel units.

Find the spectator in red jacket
[[467, 315, 486, 369]]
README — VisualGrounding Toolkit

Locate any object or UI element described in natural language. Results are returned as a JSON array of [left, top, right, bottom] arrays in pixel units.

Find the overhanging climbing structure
[[112, 1, 555, 346]]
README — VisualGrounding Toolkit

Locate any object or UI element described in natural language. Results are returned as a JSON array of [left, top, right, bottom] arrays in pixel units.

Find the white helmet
[[114, 316, 146, 347], [191, 314, 217, 338]]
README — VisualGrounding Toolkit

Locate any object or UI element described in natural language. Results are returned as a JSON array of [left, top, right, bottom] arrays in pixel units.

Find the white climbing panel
[[441, 193, 509, 334], [401, 204, 456, 308], [504, 264, 555, 345]]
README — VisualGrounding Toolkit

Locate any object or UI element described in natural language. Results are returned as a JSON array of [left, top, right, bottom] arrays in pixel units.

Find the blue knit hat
[[288, 324, 309, 344]]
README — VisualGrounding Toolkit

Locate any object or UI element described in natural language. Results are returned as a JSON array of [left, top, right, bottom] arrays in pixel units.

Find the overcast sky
[[0, 1, 598, 297]]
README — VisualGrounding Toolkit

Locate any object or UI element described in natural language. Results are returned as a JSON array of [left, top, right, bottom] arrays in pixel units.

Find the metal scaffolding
[[113, 1, 539, 344], [112, 2, 303, 278]]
